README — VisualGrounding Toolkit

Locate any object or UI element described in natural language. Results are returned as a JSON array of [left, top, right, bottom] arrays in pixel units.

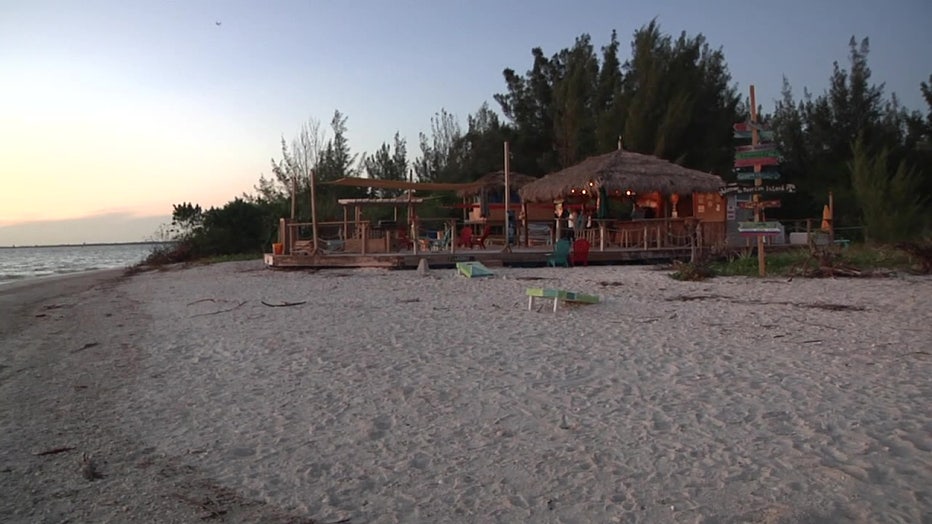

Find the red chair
[[471, 225, 492, 249], [569, 238, 590, 266], [457, 226, 473, 248], [396, 227, 414, 250]]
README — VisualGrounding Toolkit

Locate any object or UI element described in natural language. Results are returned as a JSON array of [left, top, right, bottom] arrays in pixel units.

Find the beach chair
[[546, 238, 571, 267], [429, 228, 452, 251], [395, 227, 414, 250], [569, 238, 590, 266], [471, 224, 492, 249], [457, 226, 474, 248]]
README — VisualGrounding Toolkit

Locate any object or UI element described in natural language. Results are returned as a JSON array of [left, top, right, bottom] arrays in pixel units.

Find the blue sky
[[1, 0, 929, 244]]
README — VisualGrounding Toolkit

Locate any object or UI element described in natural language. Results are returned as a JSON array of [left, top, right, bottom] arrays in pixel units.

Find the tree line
[[164, 21, 930, 258]]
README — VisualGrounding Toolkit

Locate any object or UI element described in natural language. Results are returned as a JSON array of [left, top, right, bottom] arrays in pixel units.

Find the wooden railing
[[277, 217, 726, 255]]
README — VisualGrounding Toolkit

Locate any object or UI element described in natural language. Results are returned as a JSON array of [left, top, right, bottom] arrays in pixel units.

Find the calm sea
[[0, 243, 166, 286]]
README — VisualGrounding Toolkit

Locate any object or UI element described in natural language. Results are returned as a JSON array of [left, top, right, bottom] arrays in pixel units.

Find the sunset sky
[[1, 0, 930, 245]]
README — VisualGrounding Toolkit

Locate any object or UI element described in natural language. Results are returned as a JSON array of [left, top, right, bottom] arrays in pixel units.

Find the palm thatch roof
[[456, 170, 538, 197], [518, 150, 725, 203]]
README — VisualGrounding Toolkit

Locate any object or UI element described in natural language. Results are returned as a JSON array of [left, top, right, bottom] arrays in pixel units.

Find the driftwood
[[260, 300, 307, 308], [190, 301, 248, 318], [70, 342, 99, 354], [33, 446, 75, 456]]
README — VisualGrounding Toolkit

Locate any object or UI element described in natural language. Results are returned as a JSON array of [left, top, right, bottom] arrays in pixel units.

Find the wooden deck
[[263, 245, 694, 270], [266, 216, 723, 270]]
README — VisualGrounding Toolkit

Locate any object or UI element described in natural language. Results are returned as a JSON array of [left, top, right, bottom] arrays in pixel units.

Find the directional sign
[[720, 183, 797, 196], [735, 171, 781, 181], [735, 149, 779, 160], [738, 221, 783, 236], [734, 156, 780, 168], [734, 129, 775, 140], [737, 200, 781, 209], [736, 143, 778, 152], [733, 122, 775, 141], [733, 122, 768, 133]]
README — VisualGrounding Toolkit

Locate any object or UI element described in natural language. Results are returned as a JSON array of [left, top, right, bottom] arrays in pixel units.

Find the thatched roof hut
[[457, 170, 537, 198], [518, 149, 724, 202]]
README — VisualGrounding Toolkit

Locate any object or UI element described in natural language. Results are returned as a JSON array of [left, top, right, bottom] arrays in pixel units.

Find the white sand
[[2, 261, 930, 522]]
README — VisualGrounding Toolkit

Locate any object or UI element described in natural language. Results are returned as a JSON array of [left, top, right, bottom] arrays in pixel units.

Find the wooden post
[[503, 141, 512, 252], [689, 219, 697, 263], [290, 177, 297, 219], [361, 223, 367, 255], [748, 86, 765, 275], [279, 218, 287, 254], [522, 203, 529, 247], [599, 221, 605, 251], [309, 169, 320, 254], [343, 206, 348, 241]]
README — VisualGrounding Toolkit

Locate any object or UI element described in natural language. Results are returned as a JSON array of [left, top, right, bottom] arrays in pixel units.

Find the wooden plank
[[737, 200, 781, 209], [735, 171, 781, 181], [720, 183, 797, 195], [736, 143, 778, 152], [733, 122, 766, 132], [738, 221, 783, 234], [735, 149, 779, 160], [734, 130, 775, 140], [733, 156, 779, 168]]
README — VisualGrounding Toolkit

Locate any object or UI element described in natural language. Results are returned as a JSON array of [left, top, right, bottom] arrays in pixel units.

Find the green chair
[[547, 238, 571, 267]]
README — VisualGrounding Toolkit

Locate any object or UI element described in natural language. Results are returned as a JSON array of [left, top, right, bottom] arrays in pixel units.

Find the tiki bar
[[265, 146, 726, 269]]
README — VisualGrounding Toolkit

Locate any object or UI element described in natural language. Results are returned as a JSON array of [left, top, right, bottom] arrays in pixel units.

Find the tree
[[270, 117, 327, 220], [494, 24, 738, 175], [412, 109, 464, 183], [594, 30, 626, 153], [315, 110, 363, 218], [317, 110, 358, 182], [850, 138, 928, 243], [170, 202, 203, 238], [771, 36, 930, 232], [362, 132, 408, 197], [621, 22, 738, 172]]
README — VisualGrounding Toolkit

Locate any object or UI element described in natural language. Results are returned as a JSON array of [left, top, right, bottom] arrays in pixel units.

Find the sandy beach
[[1, 260, 930, 523]]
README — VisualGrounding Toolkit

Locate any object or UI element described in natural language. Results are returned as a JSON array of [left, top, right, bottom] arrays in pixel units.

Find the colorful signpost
[[732, 87, 784, 276]]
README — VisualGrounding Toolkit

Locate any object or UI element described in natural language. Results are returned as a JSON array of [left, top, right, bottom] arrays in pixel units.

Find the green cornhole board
[[457, 261, 494, 278], [526, 287, 600, 313]]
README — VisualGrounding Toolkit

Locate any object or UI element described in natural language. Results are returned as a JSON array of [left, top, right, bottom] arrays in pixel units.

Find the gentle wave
[[0, 243, 165, 286]]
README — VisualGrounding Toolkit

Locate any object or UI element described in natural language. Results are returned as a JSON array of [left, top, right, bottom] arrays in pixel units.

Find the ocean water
[[0, 243, 165, 285]]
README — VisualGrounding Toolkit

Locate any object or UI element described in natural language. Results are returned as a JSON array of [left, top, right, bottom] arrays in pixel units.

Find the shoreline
[[2, 261, 930, 522], [0, 268, 128, 337]]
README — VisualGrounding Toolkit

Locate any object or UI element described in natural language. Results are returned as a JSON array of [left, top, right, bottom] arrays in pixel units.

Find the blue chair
[[429, 228, 452, 251], [547, 239, 571, 267]]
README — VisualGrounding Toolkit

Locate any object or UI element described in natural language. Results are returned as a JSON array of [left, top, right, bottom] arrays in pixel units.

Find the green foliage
[[708, 245, 916, 277], [413, 109, 465, 183], [362, 132, 408, 197], [161, 198, 281, 261], [669, 259, 717, 281], [171, 202, 203, 238], [769, 36, 931, 235], [494, 22, 739, 176], [849, 138, 929, 243]]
